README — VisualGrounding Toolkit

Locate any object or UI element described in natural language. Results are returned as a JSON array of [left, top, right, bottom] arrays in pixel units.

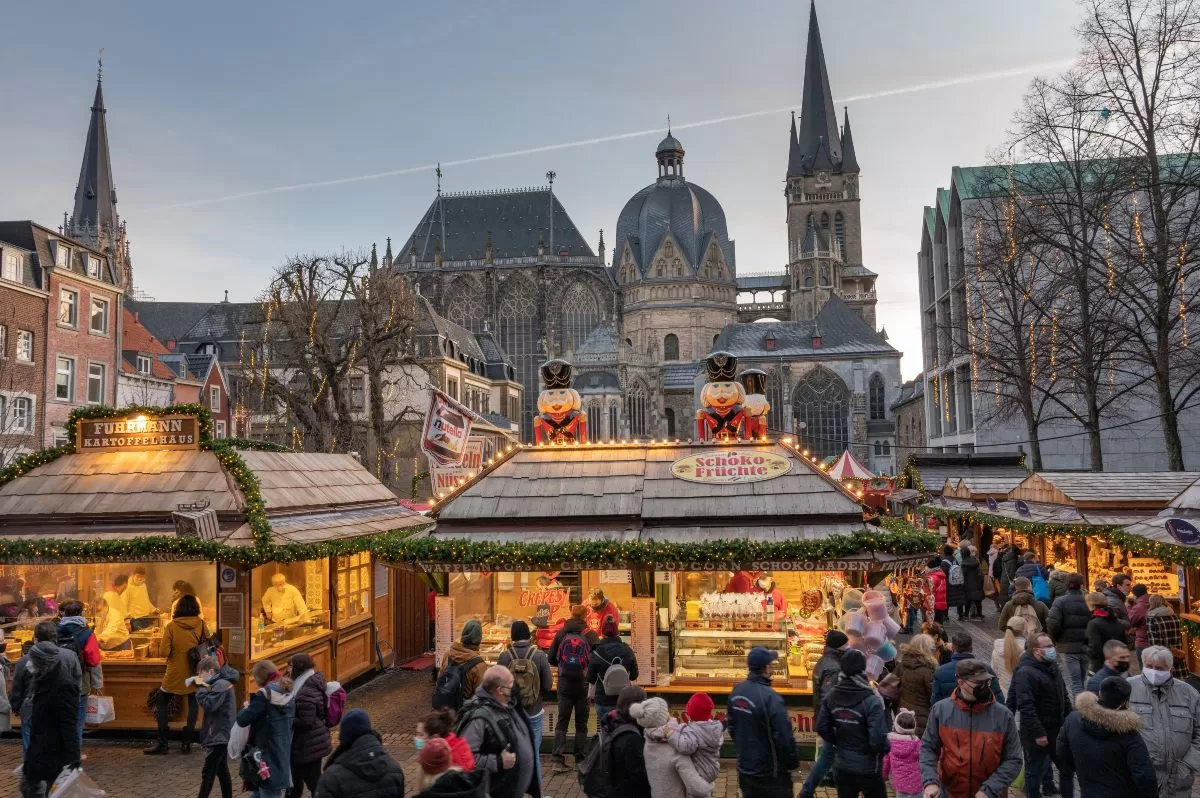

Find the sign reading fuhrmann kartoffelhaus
[[78, 415, 200, 452]]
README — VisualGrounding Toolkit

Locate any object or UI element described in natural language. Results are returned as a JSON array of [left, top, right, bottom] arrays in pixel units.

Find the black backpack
[[434, 655, 483, 710], [579, 721, 639, 798]]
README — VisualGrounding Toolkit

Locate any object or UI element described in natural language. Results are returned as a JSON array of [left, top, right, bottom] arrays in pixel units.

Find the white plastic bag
[[85, 695, 116, 725], [49, 766, 105, 798]]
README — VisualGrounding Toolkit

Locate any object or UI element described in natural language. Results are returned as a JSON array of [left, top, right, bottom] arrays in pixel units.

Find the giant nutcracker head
[[534, 359, 588, 444], [738, 369, 770, 439], [696, 351, 748, 441]]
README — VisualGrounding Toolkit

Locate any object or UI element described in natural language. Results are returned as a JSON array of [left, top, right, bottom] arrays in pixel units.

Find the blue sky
[[0, 0, 1082, 378]]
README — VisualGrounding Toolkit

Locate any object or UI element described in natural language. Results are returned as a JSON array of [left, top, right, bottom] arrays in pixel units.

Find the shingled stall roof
[[905, 452, 1027, 496], [1010, 472, 1200, 511], [1121, 476, 1200, 547], [942, 476, 1028, 501]]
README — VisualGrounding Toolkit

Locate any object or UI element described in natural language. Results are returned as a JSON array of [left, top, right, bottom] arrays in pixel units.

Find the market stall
[[0, 405, 428, 731]]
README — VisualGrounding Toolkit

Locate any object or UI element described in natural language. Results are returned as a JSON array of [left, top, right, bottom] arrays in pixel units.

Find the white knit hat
[[630, 697, 671, 729]]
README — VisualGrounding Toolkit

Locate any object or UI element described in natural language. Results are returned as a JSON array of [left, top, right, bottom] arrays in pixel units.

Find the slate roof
[[71, 77, 117, 232], [840, 108, 860, 173], [182, 353, 217, 383], [906, 452, 1026, 496], [890, 375, 924, 411], [713, 296, 896, 359], [736, 273, 788, 292], [574, 370, 621, 393], [0, 234, 40, 291], [126, 300, 216, 345], [791, 1, 844, 176], [0, 221, 118, 289], [574, 321, 619, 358], [399, 188, 594, 262], [663, 362, 704, 390], [183, 302, 263, 342]]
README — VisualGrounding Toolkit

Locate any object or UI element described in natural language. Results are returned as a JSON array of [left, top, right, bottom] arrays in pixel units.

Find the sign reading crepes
[[671, 450, 791, 484], [78, 414, 199, 452]]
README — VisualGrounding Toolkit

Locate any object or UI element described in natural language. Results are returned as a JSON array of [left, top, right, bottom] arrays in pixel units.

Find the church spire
[[787, 111, 804, 177], [840, 106, 860, 173], [72, 58, 118, 233], [794, 0, 842, 175]]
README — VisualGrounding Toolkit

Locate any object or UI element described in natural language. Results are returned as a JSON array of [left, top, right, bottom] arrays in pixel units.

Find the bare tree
[[0, 357, 40, 465]]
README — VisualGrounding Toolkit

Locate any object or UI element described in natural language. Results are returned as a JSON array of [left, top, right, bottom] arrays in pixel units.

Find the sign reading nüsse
[[78, 414, 200, 452], [670, 449, 791, 484]]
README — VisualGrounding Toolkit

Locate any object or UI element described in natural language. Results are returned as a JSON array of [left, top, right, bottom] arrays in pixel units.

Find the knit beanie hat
[[1098, 675, 1133, 709], [893, 709, 917, 734], [419, 737, 453, 774], [686, 692, 714, 722], [825, 630, 849, 650], [840, 648, 867, 677], [602, 616, 619, 637], [339, 709, 372, 747], [510, 620, 531, 642], [461, 619, 483, 646], [630, 697, 671, 729]]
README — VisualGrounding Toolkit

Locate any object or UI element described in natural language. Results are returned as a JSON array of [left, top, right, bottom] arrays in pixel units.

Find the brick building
[[0, 235, 47, 463]]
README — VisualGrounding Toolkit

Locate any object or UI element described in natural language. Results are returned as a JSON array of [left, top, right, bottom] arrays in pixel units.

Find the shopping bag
[[1011, 764, 1025, 791], [85, 694, 116, 725], [49, 766, 105, 798]]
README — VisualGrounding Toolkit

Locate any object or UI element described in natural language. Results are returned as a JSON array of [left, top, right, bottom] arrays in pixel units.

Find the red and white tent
[[828, 450, 875, 481]]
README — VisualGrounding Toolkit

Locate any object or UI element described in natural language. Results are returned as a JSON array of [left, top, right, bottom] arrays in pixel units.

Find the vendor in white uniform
[[262, 573, 308, 624]]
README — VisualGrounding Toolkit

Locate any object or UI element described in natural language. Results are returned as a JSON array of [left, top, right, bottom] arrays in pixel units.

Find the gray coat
[[459, 687, 538, 798], [195, 665, 240, 747], [667, 719, 724, 785], [643, 724, 710, 798], [1128, 674, 1200, 798]]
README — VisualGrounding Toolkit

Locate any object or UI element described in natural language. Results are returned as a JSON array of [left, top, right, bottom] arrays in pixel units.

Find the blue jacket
[[236, 681, 297, 791], [728, 673, 799, 778], [1085, 664, 1123, 694], [930, 652, 1004, 706]]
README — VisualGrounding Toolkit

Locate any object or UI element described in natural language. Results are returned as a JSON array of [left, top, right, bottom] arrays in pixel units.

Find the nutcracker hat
[[540, 359, 574, 389], [738, 369, 767, 395], [705, 351, 738, 382]]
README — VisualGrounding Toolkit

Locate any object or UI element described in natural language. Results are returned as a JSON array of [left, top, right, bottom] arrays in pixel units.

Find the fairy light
[[1179, 242, 1189, 348], [1049, 313, 1058, 381], [1103, 204, 1115, 291]]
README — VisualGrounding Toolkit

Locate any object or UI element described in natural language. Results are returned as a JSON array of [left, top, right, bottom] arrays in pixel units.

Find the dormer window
[[765, 332, 777, 352], [54, 242, 69, 268], [137, 355, 152, 375], [87, 256, 101, 279]]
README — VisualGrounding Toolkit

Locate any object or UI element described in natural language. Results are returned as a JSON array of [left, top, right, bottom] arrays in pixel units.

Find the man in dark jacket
[[997, 577, 1049, 632], [289, 653, 333, 798], [815, 649, 889, 798], [1085, 591, 1130, 673], [1008, 632, 1074, 798], [1047, 572, 1091, 697], [930, 631, 1004, 705], [799, 630, 848, 798], [20, 620, 82, 798], [1103, 573, 1131, 622], [497, 620, 552, 786], [316, 709, 406, 798], [1085, 640, 1131, 694], [548, 605, 590, 773], [1057, 677, 1157, 798], [587, 615, 637, 719], [458, 666, 539, 798], [1015, 551, 1048, 584], [729, 647, 799, 798]]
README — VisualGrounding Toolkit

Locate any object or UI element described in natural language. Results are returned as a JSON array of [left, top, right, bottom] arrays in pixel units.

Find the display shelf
[[675, 628, 787, 640]]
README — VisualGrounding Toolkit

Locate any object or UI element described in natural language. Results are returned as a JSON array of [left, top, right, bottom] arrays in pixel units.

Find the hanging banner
[[430, 437, 486, 492], [421, 388, 474, 467]]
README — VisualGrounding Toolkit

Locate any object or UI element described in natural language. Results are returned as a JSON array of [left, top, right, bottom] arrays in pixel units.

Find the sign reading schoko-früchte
[[78, 414, 200, 452], [670, 450, 791, 484]]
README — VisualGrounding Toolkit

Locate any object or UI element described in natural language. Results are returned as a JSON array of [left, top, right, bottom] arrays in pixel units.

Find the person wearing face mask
[[1056, 676, 1156, 798], [1085, 639, 1132, 694], [1006, 632, 1073, 798], [1127, 645, 1200, 798], [920, 659, 1022, 798], [751, 573, 788, 615]]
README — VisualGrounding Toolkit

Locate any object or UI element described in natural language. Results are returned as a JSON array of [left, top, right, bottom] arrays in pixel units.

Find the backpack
[[600, 655, 631, 697], [578, 721, 640, 798], [1031, 573, 1050, 603], [189, 628, 225, 672], [948, 563, 964, 586], [56, 624, 90, 658], [454, 699, 513, 754], [505, 647, 541, 709], [434, 655, 483, 710], [1014, 603, 1042, 634], [558, 634, 590, 678], [324, 681, 347, 727]]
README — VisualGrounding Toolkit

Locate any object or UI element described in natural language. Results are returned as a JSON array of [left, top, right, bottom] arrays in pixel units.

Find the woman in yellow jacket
[[145, 594, 206, 756]]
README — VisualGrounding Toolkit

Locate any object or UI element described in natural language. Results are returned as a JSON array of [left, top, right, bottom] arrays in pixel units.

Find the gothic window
[[819, 265, 830, 286], [874, 440, 882, 456], [806, 214, 815, 237], [792, 366, 849, 460], [497, 278, 539, 438], [834, 212, 845, 257], [664, 334, 679, 361], [656, 259, 665, 277], [804, 265, 814, 288], [821, 212, 829, 231], [765, 367, 784, 433], [587, 404, 600, 437], [665, 407, 676, 438], [868, 373, 885, 420], [883, 441, 891, 456], [608, 405, 618, 440], [559, 282, 601, 354], [673, 258, 683, 276], [444, 278, 487, 333], [626, 380, 649, 437]]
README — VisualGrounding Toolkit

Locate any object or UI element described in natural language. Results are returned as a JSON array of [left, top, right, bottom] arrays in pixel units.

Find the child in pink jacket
[[882, 709, 922, 798]]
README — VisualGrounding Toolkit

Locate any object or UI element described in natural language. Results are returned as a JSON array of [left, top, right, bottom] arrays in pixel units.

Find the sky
[[0, 0, 1084, 379]]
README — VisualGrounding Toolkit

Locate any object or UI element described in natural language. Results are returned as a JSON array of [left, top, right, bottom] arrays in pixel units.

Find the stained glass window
[[497, 278, 539, 439], [443, 278, 487, 333], [765, 367, 784, 433], [869, 373, 886, 420], [626, 380, 649, 437], [559, 282, 601, 355], [793, 366, 848, 459]]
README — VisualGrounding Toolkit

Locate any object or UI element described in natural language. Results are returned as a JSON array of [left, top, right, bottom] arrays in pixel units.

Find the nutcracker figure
[[695, 351, 749, 441], [533, 359, 589, 444], [738, 368, 770, 439]]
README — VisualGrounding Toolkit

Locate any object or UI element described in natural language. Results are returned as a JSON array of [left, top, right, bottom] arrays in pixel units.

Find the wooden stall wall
[[372, 558, 394, 667], [392, 567, 430, 663]]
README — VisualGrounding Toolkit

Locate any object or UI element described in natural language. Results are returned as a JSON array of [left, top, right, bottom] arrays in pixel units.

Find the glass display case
[[672, 619, 790, 684], [251, 559, 331, 658]]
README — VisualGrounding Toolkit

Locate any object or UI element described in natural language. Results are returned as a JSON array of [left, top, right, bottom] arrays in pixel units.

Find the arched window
[[806, 213, 815, 236], [665, 408, 676, 438], [559, 282, 601, 355], [821, 212, 830, 232], [792, 366, 849, 460], [664, 334, 679, 361], [868, 373, 886, 420], [609, 405, 618, 441], [626, 380, 649, 437], [883, 441, 891, 456], [804, 265, 814, 288], [497, 278, 538, 438], [587, 404, 600, 437], [444, 277, 487, 333], [874, 440, 883, 456], [834, 212, 845, 257], [765, 368, 784, 433]]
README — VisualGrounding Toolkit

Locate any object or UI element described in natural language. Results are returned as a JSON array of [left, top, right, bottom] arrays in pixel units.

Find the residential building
[[118, 307, 179, 407], [0, 236, 46, 463]]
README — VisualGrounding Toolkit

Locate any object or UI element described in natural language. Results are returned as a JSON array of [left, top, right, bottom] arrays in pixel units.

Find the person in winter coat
[[1014, 551, 1047, 584], [584, 587, 621, 638], [458, 665, 539, 798], [815, 649, 890, 797], [1046, 570, 1067, 606], [417, 708, 476, 772], [997, 577, 1048, 633], [441, 620, 490, 706], [495, 620, 551, 785], [923, 559, 948, 623], [632, 697, 710, 798], [919, 659, 1022, 798], [1145, 595, 1190, 679], [882, 709, 922, 798], [195, 655, 240, 798], [147, 594, 206, 755], [930, 632, 1004, 706], [548, 605, 590, 772], [603, 686, 652, 798], [959, 547, 985, 621], [232, 660, 297, 798], [1057, 677, 1157, 798], [920, 622, 952, 667], [20, 621, 82, 798], [998, 541, 1020, 598], [1085, 640, 1132, 694], [1007, 632, 1073, 798], [667, 692, 723, 795], [415, 736, 489, 798], [1046, 572, 1091, 697], [587, 615, 638, 719], [991, 615, 1028, 695], [1128, 645, 1200, 798], [728, 647, 799, 798], [288, 653, 332, 798], [1127, 584, 1151, 660], [896, 635, 938, 736], [943, 548, 966, 622], [1103, 574, 1132, 622], [1085, 591, 1130, 673], [9, 642, 36, 753], [800, 630, 848, 798], [55, 599, 103, 751], [314, 709, 405, 798]]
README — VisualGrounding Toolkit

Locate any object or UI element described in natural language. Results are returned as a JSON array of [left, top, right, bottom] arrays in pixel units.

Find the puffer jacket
[[919, 688, 1022, 798], [667, 718, 724, 784], [997, 590, 1048, 633], [816, 673, 890, 776], [1086, 608, 1130, 672], [1046, 588, 1090, 654], [1057, 690, 1157, 798], [1047, 572, 1067, 605], [1103, 586, 1130, 622], [235, 680, 297, 791], [587, 635, 638, 709], [925, 568, 947, 611], [416, 770, 489, 798], [896, 648, 936, 736], [548, 618, 589, 695], [1128, 674, 1200, 798], [810, 646, 844, 711], [23, 641, 82, 786], [1007, 653, 1070, 745], [290, 668, 333, 765], [316, 730, 406, 798], [603, 710, 651, 798], [195, 664, 240, 747], [1127, 594, 1150, 649], [882, 733, 922, 795], [961, 555, 985, 603]]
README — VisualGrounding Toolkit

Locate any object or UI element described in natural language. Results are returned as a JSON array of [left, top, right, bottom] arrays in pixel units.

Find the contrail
[[141, 59, 1072, 213]]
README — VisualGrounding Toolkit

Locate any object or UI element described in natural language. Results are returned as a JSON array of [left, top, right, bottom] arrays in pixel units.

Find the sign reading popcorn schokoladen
[[77, 414, 201, 452], [670, 449, 791, 484]]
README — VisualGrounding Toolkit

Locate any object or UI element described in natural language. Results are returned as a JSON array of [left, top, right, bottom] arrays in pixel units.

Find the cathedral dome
[[612, 133, 735, 282]]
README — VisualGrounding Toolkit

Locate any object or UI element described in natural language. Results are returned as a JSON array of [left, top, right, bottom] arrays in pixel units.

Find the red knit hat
[[419, 737, 453, 775], [686, 692, 714, 722]]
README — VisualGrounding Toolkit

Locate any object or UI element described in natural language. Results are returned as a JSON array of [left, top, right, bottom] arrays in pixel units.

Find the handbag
[[85, 694, 116, 725]]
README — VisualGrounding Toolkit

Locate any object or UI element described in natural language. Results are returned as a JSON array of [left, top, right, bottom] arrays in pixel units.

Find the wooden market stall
[[0, 407, 428, 731]]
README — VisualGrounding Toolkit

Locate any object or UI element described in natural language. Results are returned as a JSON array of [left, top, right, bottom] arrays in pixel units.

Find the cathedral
[[398, 2, 900, 471]]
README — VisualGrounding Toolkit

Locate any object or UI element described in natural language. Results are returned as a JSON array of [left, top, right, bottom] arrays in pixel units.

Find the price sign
[[1129, 556, 1180, 596]]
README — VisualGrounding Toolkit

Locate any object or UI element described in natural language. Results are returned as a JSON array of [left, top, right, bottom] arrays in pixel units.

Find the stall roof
[[906, 453, 1027, 496], [942, 476, 1028, 500], [1121, 475, 1200, 546], [933, 495, 1157, 529], [1009, 472, 1199, 510]]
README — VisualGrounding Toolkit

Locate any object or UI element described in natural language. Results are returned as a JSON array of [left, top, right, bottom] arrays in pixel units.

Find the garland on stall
[[900, 456, 927, 495], [1182, 617, 1200, 640], [214, 438, 292, 453], [65, 402, 216, 445]]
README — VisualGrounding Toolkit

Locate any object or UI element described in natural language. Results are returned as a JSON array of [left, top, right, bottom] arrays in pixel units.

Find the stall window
[[335, 553, 373, 624], [250, 559, 330, 658]]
